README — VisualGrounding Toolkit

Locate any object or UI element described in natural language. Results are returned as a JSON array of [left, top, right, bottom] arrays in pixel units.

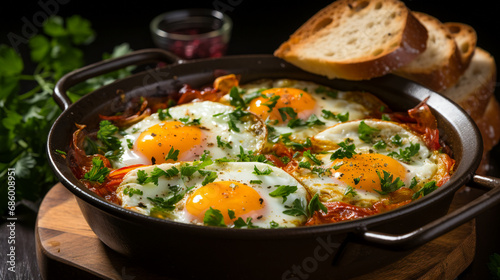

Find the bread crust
[[274, 0, 428, 80], [395, 12, 465, 92]]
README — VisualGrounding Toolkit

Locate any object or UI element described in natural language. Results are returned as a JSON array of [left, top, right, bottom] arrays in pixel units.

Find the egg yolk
[[248, 88, 316, 125], [134, 121, 203, 164], [185, 181, 264, 225], [332, 153, 407, 192]]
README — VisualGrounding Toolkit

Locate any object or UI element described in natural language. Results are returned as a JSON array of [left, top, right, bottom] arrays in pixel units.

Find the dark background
[[1, 0, 500, 279]]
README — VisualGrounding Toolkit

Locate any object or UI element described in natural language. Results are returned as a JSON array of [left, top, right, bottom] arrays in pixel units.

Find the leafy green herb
[[83, 157, 110, 183], [253, 165, 273, 175], [332, 162, 344, 170], [280, 133, 312, 151], [315, 86, 338, 98], [261, 94, 281, 112], [215, 157, 236, 163], [136, 170, 149, 184], [412, 181, 437, 200], [148, 166, 180, 185], [321, 110, 349, 122], [287, 114, 325, 128], [281, 156, 290, 165], [55, 149, 67, 155], [214, 107, 250, 133], [336, 112, 349, 122], [311, 166, 330, 177], [409, 177, 418, 189], [147, 185, 185, 211], [229, 86, 246, 108], [344, 185, 358, 196], [303, 150, 323, 165], [216, 135, 232, 149], [269, 221, 280, 228], [353, 177, 361, 185], [180, 157, 213, 178], [228, 209, 236, 220], [330, 139, 357, 160], [179, 117, 201, 126], [391, 134, 403, 146], [165, 147, 180, 161], [243, 89, 264, 104], [375, 170, 405, 195], [200, 170, 218, 186], [250, 180, 262, 184], [203, 207, 226, 227], [307, 193, 328, 216], [158, 108, 171, 120], [237, 146, 269, 164], [269, 185, 298, 203], [382, 114, 391, 121], [123, 187, 143, 197], [126, 139, 134, 149], [358, 121, 380, 143], [388, 142, 420, 163], [373, 140, 387, 150], [97, 120, 123, 159], [283, 198, 308, 217], [233, 217, 259, 228], [278, 107, 297, 122]]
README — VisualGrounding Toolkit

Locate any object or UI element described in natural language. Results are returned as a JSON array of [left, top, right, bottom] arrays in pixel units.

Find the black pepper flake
[[384, 163, 388, 167], [151, 157, 156, 164], [158, 143, 162, 147], [259, 198, 264, 205], [138, 202, 146, 208], [257, 215, 263, 220], [151, 133, 157, 137]]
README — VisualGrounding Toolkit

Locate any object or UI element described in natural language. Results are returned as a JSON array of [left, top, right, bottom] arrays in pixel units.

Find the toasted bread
[[274, 0, 428, 80], [444, 22, 477, 67], [440, 47, 496, 120], [395, 12, 464, 92]]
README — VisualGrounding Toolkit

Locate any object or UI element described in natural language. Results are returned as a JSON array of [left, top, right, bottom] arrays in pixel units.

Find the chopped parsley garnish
[[358, 120, 380, 143], [311, 166, 330, 177], [126, 139, 134, 149], [281, 156, 291, 165], [215, 157, 236, 163], [147, 185, 185, 211], [55, 149, 66, 155], [158, 108, 171, 120], [229, 86, 246, 108], [250, 180, 262, 184], [382, 114, 391, 121], [409, 177, 418, 189], [278, 107, 297, 122], [244, 89, 265, 104], [199, 170, 218, 186], [287, 114, 325, 128], [388, 142, 420, 163], [203, 207, 226, 227], [391, 134, 403, 146], [234, 217, 259, 228], [149, 166, 180, 185], [214, 107, 250, 133], [180, 157, 213, 178], [253, 165, 273, 175], [412, 181, 437, 200], [321, 110, 349, 122], [269, 221, 280, 228], [280, 133, 312, 150], [353, 177, 361, 185], [299, 161, 311, 169], [373, 140, 387, 150], [136, 169, 148, 184], [344, 185, 358, 196], [330, 139, 357, 160], [332, 162, 344, 170], [303, 150, 323, 165], [336, 112, 349, 122], [261, 94, 281, 112], [283, 194, 327, 218], [307, 193, 328, 216], [269, 185, 298, 203], [228, 209, 236, 220], [375, 170, 405, 195], [97, 120, 123, 159], [84, 157, 110, 183], [123, 187, 143, 197], [179, 117, 201, 126], [165, 147, 180, 161], [237, 146, 269, 163], [216, 135, 232, 149]]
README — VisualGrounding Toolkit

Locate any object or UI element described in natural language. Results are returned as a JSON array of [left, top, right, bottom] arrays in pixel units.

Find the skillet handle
[[357, 174, 500, 250], [53, 48, 181, 111]]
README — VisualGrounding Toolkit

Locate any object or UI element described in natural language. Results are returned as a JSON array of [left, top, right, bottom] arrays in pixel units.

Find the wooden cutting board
[[36, 183, 476, 280]]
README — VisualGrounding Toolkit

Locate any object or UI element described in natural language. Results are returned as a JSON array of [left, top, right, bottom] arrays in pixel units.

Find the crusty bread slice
[[395, 12, 464, 92], [274, 0, 428, 80], [444, 22, 477, 67], [440, 47, 496, 120], [475, 96, 500, 175]]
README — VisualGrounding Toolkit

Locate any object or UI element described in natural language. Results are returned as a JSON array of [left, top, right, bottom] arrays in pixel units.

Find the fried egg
[[117, 162, 310, 228], [296, 120, 443, 206], [229, 79, 387, 143], [112, 101, 266, 168]]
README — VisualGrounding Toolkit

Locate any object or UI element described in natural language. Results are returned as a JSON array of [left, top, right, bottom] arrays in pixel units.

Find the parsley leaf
[[344, 185, 358, 196], [180, 157, 213, 178], [358, 121, 380, 143], [278, 107, 297, 122], [262, 94, 280, 112], [373, 140, 387, 150], [97, 120, 123, 159], [203, 207, 226, 227], [229, 86, 246, 108], [228, 209, 236, 220], [303, 150, 323, 165], [126, 139, 134, 149], [123, 187, 143, 197], [330, 139, 357, 160], [216, 135, 232, 149], [83, 157, 110, 183], [250, 180, 262, 184], [147, 185, 186, 211], [412, 181, 438, 200], [299, 161, 311, 169], [388, 142, 420, 163], [287, 114, 325, 128], [179, 117, 201, 126], [409, 177, 418, 189], [321, 110, 349, 122], [136, 169, 148, 184], [158, 108, 171, 120], [237, 146, 269, 163], [375, 170, 405, 195], [269, 185, 298, 203], [165, 147, 180, 161], [391, 134, 403, 146], [269, 221, 280, 228], [283, 198, 308, 217], [253, 165, 273, 175], [200, 170, 218, 186], [336, 112, 349, 122], [308, 193, 328, 216], [233, 217, 259, 228], [149, 166, 180, 185]]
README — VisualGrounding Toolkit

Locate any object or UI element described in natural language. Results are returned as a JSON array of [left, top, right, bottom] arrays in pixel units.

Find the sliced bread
[[395, 12, 464, 92], [274, 0, 428, 80], [444, 22, 477, 67], [440, 47, 496, 120]]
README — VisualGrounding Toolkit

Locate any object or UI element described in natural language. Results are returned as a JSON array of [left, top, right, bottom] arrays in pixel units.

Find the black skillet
[[48, 49, 500, 279]]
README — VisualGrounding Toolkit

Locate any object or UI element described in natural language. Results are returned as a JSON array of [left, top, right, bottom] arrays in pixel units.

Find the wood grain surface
[[36, 183, 476, 280]]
